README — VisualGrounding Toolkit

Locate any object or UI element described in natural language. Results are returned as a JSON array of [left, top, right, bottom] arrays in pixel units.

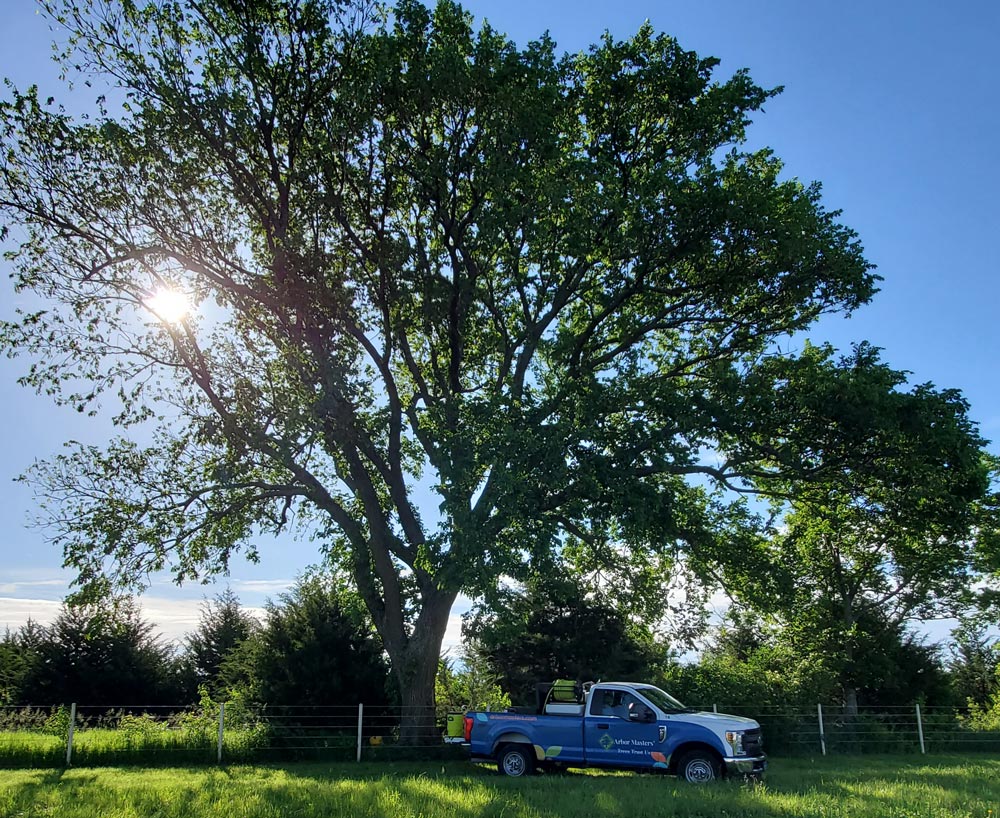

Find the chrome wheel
[[684, 759, 715, 782], [677, 750, 720, 784], [499, 747, 531, 777]]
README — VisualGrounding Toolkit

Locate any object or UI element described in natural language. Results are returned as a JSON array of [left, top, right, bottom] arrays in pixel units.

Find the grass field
[[1, 754, 998, 817], [0, 727, 272, 768]]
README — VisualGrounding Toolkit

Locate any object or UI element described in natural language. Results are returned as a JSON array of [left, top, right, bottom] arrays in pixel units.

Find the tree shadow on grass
[[6, 756, 999, 818], [239, 762, 761, 818], [2, 768, 98, 816]]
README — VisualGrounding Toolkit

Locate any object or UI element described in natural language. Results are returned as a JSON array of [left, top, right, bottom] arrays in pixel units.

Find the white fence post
[[356, 703, 364, 763], [817, 703, 827, 756], [712, 704, 718, 713], [217, 702, 225, 764], [915, 703, 926, 754], [65, 703, 77, 767]]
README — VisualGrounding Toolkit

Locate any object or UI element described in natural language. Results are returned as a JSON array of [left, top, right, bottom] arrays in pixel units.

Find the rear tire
[[497, 745, 534, 777], [676, 749, 721, 783]]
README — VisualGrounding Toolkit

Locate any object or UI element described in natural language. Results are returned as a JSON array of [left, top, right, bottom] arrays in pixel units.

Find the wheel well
[[492, 732, 532, 757], [668, 742, 725, 775]]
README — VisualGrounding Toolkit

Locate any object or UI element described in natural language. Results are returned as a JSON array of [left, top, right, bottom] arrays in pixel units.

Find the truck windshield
[[636, 686, 688, 712]]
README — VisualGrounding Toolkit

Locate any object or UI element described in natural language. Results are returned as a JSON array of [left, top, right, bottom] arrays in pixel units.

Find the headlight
[[725, 730, 745, 755]]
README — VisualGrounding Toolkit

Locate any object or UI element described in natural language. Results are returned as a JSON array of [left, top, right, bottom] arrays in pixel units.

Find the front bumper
[[723, 755, 768, 776]]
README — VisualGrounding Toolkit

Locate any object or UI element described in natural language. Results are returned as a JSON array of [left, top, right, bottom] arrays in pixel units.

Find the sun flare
[[145, 287, 190, 323]]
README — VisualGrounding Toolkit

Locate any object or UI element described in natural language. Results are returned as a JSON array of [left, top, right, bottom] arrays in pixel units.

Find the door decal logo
[[599, 733, 615, 751]]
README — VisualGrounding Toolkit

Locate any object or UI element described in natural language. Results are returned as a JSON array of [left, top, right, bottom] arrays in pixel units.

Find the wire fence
[[700, 703, 1000, 756], [2, 701, 999, 768], [0, 701, 463, 768]]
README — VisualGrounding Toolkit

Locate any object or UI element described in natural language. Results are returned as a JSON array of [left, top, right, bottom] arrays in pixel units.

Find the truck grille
[[742, 728, 763, 755]]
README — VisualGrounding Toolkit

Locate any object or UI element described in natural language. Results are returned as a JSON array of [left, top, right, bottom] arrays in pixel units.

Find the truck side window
[[593, 690, 643, 720], [592, 690, 615, 717]]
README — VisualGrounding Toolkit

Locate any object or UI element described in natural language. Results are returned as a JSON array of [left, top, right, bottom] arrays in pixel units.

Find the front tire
[[676, 749, 721, 783], [497, 745, 534, 777]]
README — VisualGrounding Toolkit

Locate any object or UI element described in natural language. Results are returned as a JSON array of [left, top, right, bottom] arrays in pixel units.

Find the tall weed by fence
[[2, 701, 1000, 768]]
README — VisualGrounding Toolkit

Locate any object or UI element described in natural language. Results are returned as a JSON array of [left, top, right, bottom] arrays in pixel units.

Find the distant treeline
[[3, 568, 999, 728], [0, 572, 391, 710]]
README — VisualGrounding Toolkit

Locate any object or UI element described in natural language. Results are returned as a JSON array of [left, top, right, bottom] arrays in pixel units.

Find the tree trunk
[[396, 654, 440, 747], [843, 686, 859, 718], [390, 589, 457, 746], [841, 592, 859, 718]]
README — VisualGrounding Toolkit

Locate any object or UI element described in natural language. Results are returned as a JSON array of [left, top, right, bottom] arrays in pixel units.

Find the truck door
[[585, 688, 665, 768]]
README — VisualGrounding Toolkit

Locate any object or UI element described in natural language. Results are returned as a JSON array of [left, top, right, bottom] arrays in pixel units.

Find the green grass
[[0, 727, 468, 768], [0, 727, 268, 768], [1, 755, 998, 817]]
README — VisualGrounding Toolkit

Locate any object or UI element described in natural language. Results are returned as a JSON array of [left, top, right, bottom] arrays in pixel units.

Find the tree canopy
[[1, 0, 896, 731]]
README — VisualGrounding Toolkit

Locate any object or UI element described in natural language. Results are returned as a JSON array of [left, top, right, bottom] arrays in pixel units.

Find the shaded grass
[[1, 754, 999, 817], [0, 732, 65, 769]]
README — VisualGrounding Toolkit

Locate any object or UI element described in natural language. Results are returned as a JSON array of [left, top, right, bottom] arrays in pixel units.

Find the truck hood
[[683, 711, 759, 729]]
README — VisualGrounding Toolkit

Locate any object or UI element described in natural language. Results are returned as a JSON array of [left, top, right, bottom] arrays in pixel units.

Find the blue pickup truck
[[463, 680, 766, 782]]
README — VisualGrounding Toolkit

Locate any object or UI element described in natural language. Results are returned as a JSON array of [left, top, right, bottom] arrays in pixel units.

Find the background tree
[[0, 622, 43, 706], [220, 571, 391, 708], [660, 609, 838, 713], [708, 343, 995, 713], [185, 589, 259, 696], [464, 572, 662, 704], [777, 605, 953, 709], [435, 653, 510, 718], [1, 0, 879, 735], [15, 602, 189, 706], [949, 616, 999, 709]]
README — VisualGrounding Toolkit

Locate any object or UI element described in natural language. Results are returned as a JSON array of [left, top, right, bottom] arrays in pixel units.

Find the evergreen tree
[[17, 602, 186, 706], [221, 572, 391, 707], [949, 616, 999, 708], [185, 589, 259, 696], [0, 624, 41, 706]]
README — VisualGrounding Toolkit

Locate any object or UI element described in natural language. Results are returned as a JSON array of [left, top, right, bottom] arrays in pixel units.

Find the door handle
[[596, 723, 609, 729]]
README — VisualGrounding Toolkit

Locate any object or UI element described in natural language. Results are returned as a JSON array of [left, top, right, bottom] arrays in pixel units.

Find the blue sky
[[1, 0, 997, 649]]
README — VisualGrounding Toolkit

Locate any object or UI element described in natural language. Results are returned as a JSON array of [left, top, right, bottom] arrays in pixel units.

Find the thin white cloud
[[0, 587, 473, 650], [439, 595, 476, 657], [0, 579, 67, 595], [227, 579, 295, 594], [0, 595, 264, 645], [0, 596, 61, 631], [127, 597, 266, 643], [707, 588, 732, 616]]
